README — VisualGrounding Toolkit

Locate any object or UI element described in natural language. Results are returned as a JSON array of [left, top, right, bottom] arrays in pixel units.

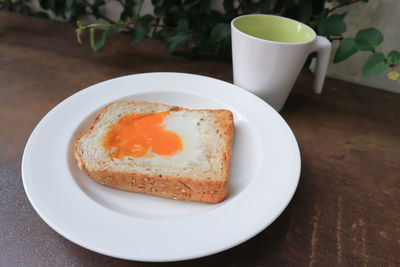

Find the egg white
[[132, 112, 206, 166]]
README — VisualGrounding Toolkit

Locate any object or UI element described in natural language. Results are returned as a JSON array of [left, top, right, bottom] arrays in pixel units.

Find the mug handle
[[312, 36, 332, 94]]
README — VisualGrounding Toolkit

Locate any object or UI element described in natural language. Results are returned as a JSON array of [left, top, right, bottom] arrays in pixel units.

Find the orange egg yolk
[[102, 112, 182, 159]]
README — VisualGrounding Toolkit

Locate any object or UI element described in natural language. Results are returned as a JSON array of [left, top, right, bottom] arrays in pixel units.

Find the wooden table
[[1, 11, 399, 266]]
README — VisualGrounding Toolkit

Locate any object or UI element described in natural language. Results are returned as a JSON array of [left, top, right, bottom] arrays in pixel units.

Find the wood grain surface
[[1, 11, 399, 266]]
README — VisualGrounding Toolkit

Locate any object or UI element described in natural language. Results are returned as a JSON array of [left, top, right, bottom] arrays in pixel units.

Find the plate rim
[[21, 72, 301, 262]]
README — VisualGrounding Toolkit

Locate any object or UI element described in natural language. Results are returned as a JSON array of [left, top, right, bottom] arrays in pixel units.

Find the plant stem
[[328, 36, 343, 42], [81, 23, 113, 30], [81, 16, 174, 33], [134, 21, 174, 31], [152, 17, 160, 36], [83, 9, 200, 38], [82, 0, 118, 24], [328, 0, 362, 14]]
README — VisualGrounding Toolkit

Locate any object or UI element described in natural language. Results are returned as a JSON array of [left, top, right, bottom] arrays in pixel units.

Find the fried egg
[[102, 111, 204, 165]]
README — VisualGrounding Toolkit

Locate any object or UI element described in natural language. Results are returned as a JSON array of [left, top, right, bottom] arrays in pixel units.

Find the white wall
[[327, 0, 400, 93]]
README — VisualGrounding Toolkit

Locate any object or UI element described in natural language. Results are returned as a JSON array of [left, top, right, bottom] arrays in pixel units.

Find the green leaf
[[166, 32, 192, 53], [273, 0, 284, 12], [298, 0, 312, 23], [362, 52, 387, 76], [64, 1, 86, 21], [333, 38, 358, 63], [64, 7, 73, 20], [64, 0, 74, 20], [187, 3, 200, 18], [303, 52, 317, 72], [190, 16, 208, 35], [93, 24, 122, 52], [210, 23, 230, 42], [318, 14, 346, 36], [241, 2, 259, 14], [130, 25, 150, 45], [282, 6, 297, 18], [355, 28, 383, 51], [386, 50, 400, 65], [13, 2, 30, 15], [165, 10, 187, 26], [191, 39, 213, 56], [131, 0, 144, 22], [137, 0, 144, 14], [318, 8, 329, 20], [284, 0, 295, 7], [207, 10, 225, 29], [140, 14, 154, 23], [66, 0, 74, 8], [93, 31, 107, 52], [92, 0, 105, 19], [200, 0, 211, 13], [39, 0, 54, 10], [153, 28, 168, 40], [75, 3, 86, 16], [223, 0, 235, 13], [219, 37, 232, 58], [120, 0, 135, 21], [53, 0, 66, 16], [175, 19, 189, 32], [34, 11, 50, 19], [154, 6, 166, 17], [184, 0, 196, 4], [259, 0, 270, 14], [92, 0, 105, 9]]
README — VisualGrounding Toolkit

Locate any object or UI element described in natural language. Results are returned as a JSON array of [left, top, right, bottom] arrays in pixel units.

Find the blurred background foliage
[[1, 0, 399, 81]]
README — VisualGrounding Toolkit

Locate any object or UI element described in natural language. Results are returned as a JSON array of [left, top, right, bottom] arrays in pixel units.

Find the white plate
[[22, 72, 300, 262]]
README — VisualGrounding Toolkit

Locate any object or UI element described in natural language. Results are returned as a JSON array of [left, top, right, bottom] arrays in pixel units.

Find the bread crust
[[74, 101, 234, 203]]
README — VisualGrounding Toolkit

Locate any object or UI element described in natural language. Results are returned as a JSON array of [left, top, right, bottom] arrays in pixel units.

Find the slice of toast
[[74, 100, 234, 203]]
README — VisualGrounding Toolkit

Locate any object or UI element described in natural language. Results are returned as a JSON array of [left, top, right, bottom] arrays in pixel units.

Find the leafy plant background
[[1, 0, 399, 84]]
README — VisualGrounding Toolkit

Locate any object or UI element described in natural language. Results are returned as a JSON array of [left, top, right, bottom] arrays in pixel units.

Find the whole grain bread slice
[[74, 100, 234, 203]]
